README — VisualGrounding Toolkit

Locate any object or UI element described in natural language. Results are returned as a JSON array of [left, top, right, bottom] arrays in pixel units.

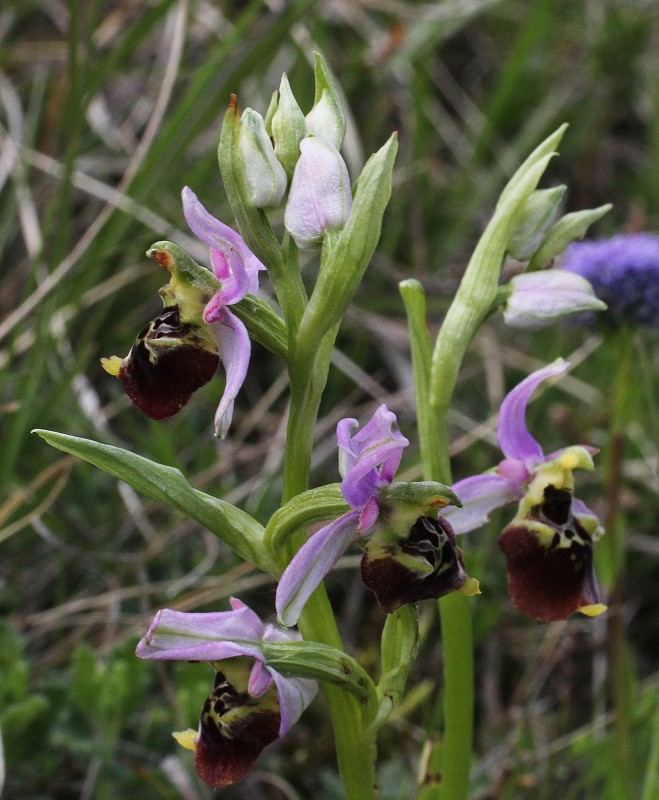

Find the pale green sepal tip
[[381, 481, 461, 510], [272, 73, 306, 178], [528, 204, 613, 270], [497, 123, 567, 209], [508, 185, 566, 261], [147, 241, 219, 296], [264, 89, 278, 136]]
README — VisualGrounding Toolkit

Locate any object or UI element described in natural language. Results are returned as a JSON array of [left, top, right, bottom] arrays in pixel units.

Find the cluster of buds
[[493, 173, 612, 329], [237, 53, 352, 247]]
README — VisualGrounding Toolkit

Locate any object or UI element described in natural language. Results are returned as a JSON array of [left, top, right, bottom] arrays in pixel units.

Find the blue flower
[[560, 233, 659, 326]]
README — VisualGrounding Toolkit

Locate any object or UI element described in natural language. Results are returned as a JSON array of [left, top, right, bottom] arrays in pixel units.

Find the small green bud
[[305, 52, 346, 149], [239, 108, 287, 208], [263, 90, 278, 136], [528, 204, 613, 270], [508, 185, 566, 261], [271, 73, 307, 178]]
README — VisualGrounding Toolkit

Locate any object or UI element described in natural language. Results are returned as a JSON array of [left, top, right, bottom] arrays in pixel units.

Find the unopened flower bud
[[284, 136, 352, 249], [305, 52, 346, 150], [508, 186, 566, 261], [271, 74, 306, 178], [239, 108, 287, 208], [502, 269, 607, 329]]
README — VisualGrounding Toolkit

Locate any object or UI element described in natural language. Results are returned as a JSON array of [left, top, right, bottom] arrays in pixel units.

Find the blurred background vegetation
[[1, 0, 658, 798]]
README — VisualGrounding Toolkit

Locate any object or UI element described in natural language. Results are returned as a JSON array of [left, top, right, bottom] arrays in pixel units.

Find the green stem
[[403, 281, 474, 800], [275, 324, 379, 800], [601, 329, 635, 799]]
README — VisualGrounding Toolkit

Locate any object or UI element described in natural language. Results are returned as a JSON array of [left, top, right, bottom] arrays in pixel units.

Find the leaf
[[33, 430, 275, 575]]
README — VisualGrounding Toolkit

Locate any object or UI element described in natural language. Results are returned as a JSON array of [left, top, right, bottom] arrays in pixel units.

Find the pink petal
[[135, 605, 265, 661], [442, 472, 525, 534], [182, 186, 264, 300], [269, 669, 318, 736], [248, 660, 274, 697], [497, 360, 569, 465], [276, 511, 361, 627], [209, 310, 251, 439]]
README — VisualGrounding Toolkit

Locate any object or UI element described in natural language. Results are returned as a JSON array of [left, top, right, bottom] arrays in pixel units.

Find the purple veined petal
[[269, 669, 318, 736], [135, 605, 266, 661], [209, 310, 251, 439], [441, 472, 526, 534], [248, 659, 274, 697], [276, 511, 361, 627], [497, 359, 569, 464]]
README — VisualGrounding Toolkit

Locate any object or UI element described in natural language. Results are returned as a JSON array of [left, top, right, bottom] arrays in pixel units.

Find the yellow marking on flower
[[427, 496, 450, 510], [459, 577, 481, 597], [578, 603, 607, 617], [100, 356, 123, 377], [558, 451, 580, 470], [172, 729, 198, 751]]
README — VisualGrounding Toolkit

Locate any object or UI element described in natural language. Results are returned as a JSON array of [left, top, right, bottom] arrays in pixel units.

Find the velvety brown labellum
[[118, 306, 219, 419], [195, 670, 280, 789], [361, 516, 470, 613], [499, 485, 601, 621]]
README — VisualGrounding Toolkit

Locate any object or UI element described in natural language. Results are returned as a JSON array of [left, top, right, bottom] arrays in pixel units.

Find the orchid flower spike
[[136, 598, 317, 790], [182, 187, 266, 437], [442, 359, 606, 622], [276, 405, 475, 627]]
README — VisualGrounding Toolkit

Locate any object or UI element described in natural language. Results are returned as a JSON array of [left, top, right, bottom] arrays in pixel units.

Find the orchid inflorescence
[[38, 53, 618, 798]]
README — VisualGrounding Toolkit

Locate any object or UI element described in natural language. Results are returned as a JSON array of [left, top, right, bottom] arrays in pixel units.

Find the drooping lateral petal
[[442, 472, 526, 534], [210, 310, 251, 438], [135, 605, 265, 661], [497, 359, 569, 464], [276, 510, 361, 627], [268, 669, 318, 735], [248, 660, 274, 697], [208, 249, 250, 307]]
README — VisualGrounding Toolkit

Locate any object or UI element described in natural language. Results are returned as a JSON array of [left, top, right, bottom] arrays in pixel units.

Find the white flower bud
[[503, 269, 607, 329], [508, 186, 566, 261], [271, 74, 307, 177], [284, 136, 352, 249]]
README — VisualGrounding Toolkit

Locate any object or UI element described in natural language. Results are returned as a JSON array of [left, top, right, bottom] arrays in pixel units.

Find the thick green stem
[[276, 324, 379, 800]]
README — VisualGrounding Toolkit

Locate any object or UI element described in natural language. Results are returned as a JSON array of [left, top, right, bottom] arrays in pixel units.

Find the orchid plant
[[36, 54, 613, 799]]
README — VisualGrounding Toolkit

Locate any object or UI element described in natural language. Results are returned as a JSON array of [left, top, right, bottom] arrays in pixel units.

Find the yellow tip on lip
[[100, 355, 123, 377], [460, 577, 481, 597], [172, 729, 198, 751], [578, 603, 607, 617]]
